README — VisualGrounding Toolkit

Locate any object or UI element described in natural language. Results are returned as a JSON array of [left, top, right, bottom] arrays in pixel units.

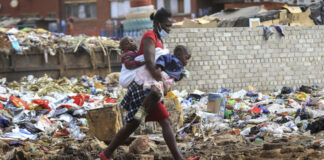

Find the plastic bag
[[59, 114, 73, 123], [20, 122, 41, 134], [54, 128, 70, 137], [0, 86, 6, 94], [32, 99, 51, 111], [240, 127, 251, 136], [0, 103, 4, 110], [53, 107, 69, 117], [0, 116, 10, 128], [67, 122, 85, 140], [294, 92, 308, 102], [258, 105, 270, 114], [71, 94, 89, 106], [76, 118, 88, 127], [0, 96, 7, 102], [249, 107, 262, 114], [105, 97, 116, 103], [13, 110, 37, 123], [59, 104, 75, 109], [34, 116, 56, 134], [9, 95, 29, 110], [73, 109, 87, 117], [2, 126, 37, 140], [230, 90, 247, 99]]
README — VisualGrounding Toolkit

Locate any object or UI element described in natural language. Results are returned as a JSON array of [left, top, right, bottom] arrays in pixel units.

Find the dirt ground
[[2, 129, 324, 160]]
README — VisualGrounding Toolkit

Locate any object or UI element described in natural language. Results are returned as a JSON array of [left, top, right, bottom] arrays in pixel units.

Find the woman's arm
[[143, 37, 162, 81]]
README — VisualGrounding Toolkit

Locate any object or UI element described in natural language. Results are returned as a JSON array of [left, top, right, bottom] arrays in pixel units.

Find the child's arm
[[122, 54, 144, 70], [176, 73, 184, 82], [176, 70, 189, 82]]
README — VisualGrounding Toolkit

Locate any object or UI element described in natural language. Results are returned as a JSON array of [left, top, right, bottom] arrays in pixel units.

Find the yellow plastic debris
[[165, 91, 178, 99], [294, 92, 308, 101]]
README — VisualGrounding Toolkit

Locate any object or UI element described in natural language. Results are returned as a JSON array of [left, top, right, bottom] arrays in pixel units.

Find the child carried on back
[[119, 37, 191, 123]]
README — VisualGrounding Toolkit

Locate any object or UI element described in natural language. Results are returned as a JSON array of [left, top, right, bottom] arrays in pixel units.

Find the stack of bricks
[[163, 26, 324, 92]]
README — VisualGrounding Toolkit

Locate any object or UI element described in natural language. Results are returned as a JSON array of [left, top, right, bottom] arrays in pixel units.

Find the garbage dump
[[0, 74, 123, 159], [0, 27, 121, 82], [0, 27, 119, 56], [1, 73, 324, 159]]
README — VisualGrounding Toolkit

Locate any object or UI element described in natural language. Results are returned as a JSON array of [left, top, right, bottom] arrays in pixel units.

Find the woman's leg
[[158, 118, 185, 160], [103, 120, 140, 158], [143, 86, 162, 112], [135, 86, 162, 122]]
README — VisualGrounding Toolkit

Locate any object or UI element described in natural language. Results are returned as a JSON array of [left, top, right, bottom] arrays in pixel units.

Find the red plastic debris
[[105, 98, 116, 103], [248, 107, 262, 114], [59, 104, 73, 109], [32, 99, 51, 111], [54, 129, 70, 137], [71, 94, 89, 106], [0, 103, 4, 110], [0, 96, 7, 102], [228, 128, 241, 135], [88, 99, 99, 103], [9, 95, 29, 110]]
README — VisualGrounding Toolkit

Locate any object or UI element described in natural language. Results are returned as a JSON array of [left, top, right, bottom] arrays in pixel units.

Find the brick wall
[[0, 0, 111, 36], [162, 26, 324, 92], [0, 0, 59, 17]]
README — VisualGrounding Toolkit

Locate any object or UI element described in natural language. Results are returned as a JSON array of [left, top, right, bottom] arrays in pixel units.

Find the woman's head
[[150, 8, 172, 37], [174, 45, 191, 66]]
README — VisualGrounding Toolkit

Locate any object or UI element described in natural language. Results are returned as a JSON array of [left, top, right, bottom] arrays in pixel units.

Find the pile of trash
[[176, 85, 324, 140], [0, 74, 122, 159], [2, 73, 324, 159], [115, 85, 324, 159], [0, 27, 119, 55]]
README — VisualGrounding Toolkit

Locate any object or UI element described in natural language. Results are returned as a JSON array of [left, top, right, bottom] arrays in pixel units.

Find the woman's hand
[[152, 68, 162, 81]]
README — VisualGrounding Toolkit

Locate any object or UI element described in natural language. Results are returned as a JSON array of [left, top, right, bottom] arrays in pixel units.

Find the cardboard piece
[[282, 5, 302, 14], [289, 8, 314, 26], [207, 93, 226, 118], [280, 6, 314, 26], [279, 9, 289, 23], [86, 103, 122, 141], [207, 100, 221, 113], [262, 19, 280, 26]]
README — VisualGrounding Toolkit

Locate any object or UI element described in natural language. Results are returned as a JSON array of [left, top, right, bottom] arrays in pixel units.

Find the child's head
[[174, 45, 191, 66], [119, 37, 137, 51]]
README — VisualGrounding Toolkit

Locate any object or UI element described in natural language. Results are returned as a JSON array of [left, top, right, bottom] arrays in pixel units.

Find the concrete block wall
[[163, 26, 324, 92]]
